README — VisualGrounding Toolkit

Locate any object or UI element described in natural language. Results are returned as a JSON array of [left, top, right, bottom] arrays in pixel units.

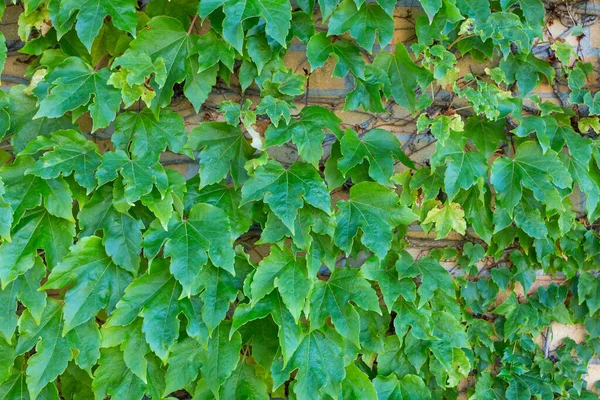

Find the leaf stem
[[187, 14, 198, 35], [94, 53, 109, 72]]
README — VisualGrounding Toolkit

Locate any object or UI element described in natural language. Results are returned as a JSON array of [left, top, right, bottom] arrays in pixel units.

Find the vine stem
[[94, 53, 109, 72], [187, 14, 198, 35]]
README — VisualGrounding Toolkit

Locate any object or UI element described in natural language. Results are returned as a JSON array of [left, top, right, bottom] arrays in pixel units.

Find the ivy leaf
[[108, 260, 182, 362], [423, 202, 467, 238], [201, 321, 242, 397], [264, 106, 342, 167], [363, 251, 416, 309], [41, 236, 133, 334], [431, 138, 488, 200], [251, 246, 312, 322], [2, 157, 73, 224], [334, 182, 418, 258], [164, 338, 203, 394], [455, 0, 490, 21], [96, 150, 169, 203], [241, 161, 332, 233], [231, 292, 304, 364], [192, 263, 238, 334], [185, 181, 253, 238], [195, 30, 236, 73], [578, 272, 600, 316], [22, 129, 101, 193], [272, 328, 346, 399], [0, 209, 74, 287], [309, 268, 380, 345], [125, 16, 193, 115], [373, 373, 431, 400], [256, 95, 291, 128], [101, 319, 150, 383], [56, 0, 137, 50], [17, 300, 100, 399], [340, 364, 378, 399], [35, 57, 121, 131], [4, 85, 76, 153], [328, 0, 393, 52], [78, 186, 144, 273], [143, 204, 235, 296], [396, 254, 454, 308], [0, 257, 47, 340], [113, 109, 188, 164], [221, 360, 270, 400], [92, 348, 145, 400], [338, 128, 415, 185], [220, 0, 292, 52], [185, 122, 254, 187], [307, 32, 365, 79], [421, 0, 442, 21], [374, 44, 432, 112], [490, 141, 571, 216]]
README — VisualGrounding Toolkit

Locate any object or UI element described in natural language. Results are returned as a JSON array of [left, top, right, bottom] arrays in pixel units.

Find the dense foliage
[[1, 0, 600, 398]]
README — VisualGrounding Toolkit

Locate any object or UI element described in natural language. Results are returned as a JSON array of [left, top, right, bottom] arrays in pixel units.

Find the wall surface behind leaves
[[2, 0, 600, 390]]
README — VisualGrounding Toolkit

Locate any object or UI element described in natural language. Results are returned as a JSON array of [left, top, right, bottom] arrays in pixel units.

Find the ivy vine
[[1, 0, 600, 398]]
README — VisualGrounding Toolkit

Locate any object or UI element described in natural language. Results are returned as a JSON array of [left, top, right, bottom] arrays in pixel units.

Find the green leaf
[[579, 272, 600, 316], [22, 129, 101, 193], [256, 96, 291, 128], [309, 268, 380, 345], [17, 300, 100, 399], [490, 141, 571, 216], [422, 202, 467, 238], [241, 161, 331, 233], [373, 373, 431, 400], [164, 337, 204, 393], [185, 181, 252, 238], [201, 321, 242, 397], [340, 364, 378, 399], [113, 109, 188, 164], [42, 236, 132, 334], [421, 0, 442, 21], [185, 122, 254, 187], [221, 360, 270, 400], [251, 246, 312, 322], [273, 328, 346, 399], [338, 128, 415, 185], [35, 57, 121, 131], [334, 182, 417, 258], [96, 150, 168, 203], [231, 293, 304, 363], [5, 85, 76, 153], [328, 0, 393, 52], [307, 32, 365, 79], [264, 106, 342, 167], [397, 254, 454, 307], [108, 260, 181, 362], [0, 209, 74, 287], [431, 138, 488, 200], [195, 30, 236, 72], [375, 44, 432, 112], [220, 0, 292, 52], [92, 347, 145, 400], [78, 186, 144, 273], [56, 0, 137, 49], [125, 16, 193, 115], [0, 257, 47, 340], [143, 203, 235, 296], [193, 263, 238, 334], [363, 251, 416, 309], [101, 319, 150, 383]]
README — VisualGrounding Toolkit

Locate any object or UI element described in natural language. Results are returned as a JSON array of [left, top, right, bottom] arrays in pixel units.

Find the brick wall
[[2, 0, 600, 391]]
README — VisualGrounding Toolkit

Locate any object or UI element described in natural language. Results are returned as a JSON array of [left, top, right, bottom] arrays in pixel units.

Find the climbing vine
[[1, 0, 600, 398]]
